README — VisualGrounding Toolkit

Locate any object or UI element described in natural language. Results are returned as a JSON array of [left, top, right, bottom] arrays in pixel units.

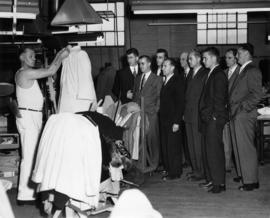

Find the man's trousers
[[160, 123, 183, 177], [185, 122, 203, 177], [16, 110, 42, 200], [230, 110, 258, 184], [202, 120, 226, 185], [223, 123, 233, 171]]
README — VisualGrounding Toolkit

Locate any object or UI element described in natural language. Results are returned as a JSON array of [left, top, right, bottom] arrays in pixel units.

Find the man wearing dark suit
[[112, 48, 141, 104], [159, 58, 185, 180], [133, 55, 163, 171], [96, 63, 116, 101], [180, 51, 192, 168], [184, 50, 208, 181], [153, 48, 168, 78], [222, 49, 240, 172], [229, 43, 262, 191], [199, 47, 228, 193], [180, 52, 191, 79]]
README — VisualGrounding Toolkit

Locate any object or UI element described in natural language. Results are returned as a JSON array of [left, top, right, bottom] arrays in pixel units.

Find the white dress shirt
[[239, 60, 252, 74], [184, 67, 190, 77], [157, 68, 162, 76], [192, 66, 202, 78], [228, 64, 238, 79], [130, 65, 139, 76], [140, 71, 152, 88], [58, 46, 96, 113], [164, 73, 174, 85], [207, 64, 219, 78]]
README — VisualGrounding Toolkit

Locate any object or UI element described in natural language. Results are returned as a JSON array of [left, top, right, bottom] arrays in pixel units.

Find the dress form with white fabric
[[58, 46, 97, 113]]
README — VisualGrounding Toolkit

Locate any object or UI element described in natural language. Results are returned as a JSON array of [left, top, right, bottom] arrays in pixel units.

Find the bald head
[[180, 52, 189, 69], [19, 48, 36, 68]]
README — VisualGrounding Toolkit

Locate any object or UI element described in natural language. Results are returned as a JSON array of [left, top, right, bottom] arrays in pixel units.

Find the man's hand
[[172, 124, 179, 132], [59, 46, 71, 60], [90, 100, 98, 112], [127, 90, 133, 99]]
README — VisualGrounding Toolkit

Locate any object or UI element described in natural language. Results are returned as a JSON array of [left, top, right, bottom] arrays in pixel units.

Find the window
[[197, 12, 247, 45]]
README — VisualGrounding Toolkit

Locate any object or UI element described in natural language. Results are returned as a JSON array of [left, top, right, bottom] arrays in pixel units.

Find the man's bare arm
[[24, 46, 71, 80]]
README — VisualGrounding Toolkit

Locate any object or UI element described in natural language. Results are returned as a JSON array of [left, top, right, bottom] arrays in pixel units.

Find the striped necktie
[[140, 74, 146, 91]]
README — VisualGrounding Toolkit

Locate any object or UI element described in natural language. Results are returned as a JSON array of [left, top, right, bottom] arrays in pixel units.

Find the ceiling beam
[[132, 0, 270, 13]]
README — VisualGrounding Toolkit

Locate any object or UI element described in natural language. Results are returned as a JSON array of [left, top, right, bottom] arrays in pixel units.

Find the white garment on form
[[32, 113, 102, 207], [0, 180, 15, 218], [58, 46, 97, 113], [132, 115, 141, 160], [16, 79, 43, 200]]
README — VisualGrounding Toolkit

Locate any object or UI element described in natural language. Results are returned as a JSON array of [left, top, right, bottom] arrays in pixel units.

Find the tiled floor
[[8, 164, 270, 218]]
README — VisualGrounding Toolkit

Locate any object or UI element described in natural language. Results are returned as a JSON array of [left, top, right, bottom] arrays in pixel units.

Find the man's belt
[[18, 107, 43, 113]]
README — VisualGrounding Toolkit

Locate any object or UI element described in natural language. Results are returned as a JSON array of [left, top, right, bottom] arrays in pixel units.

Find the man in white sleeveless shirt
[[15, 47, 70, 203]]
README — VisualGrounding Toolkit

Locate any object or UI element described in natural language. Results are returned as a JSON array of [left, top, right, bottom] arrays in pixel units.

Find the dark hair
[[126, 48, 139, 57], [139, 55, 151, 63], [239, 43, 254, 56], [189, 49, 202, 59], [226, 48, 237, 57], [165, 58, 176, 67], [156, 48, 168, 59], [203, 47, 220, 61]]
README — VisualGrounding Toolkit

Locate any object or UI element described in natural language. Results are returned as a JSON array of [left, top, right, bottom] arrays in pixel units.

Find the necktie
[[191, 69, 195, 78], [228, 69, 233, 80], [133, 67, 137, 77], [160, 70, 164, 77], [140, 74, 146, 91]]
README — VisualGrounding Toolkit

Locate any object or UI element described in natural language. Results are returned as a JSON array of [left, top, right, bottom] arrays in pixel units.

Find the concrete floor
[[7, 164, 270, 218]]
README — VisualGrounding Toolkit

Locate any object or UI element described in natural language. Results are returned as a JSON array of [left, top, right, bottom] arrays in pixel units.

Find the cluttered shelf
[[0, 133, 19, 149]]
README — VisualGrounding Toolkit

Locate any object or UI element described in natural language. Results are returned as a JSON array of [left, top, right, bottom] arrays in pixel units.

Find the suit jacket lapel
[[193, 67, 206, 80], [228, 65, 240, 92], [141, 73, 154, 92], [163, 74, 176, 88], [229, 63, 251, 96]]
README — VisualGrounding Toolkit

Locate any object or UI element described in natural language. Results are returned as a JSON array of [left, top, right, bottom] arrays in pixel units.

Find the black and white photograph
[[0, 0, 270, 217]]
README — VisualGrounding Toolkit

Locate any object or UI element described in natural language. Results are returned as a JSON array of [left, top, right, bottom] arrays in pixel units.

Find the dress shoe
[[186, 171, 194, 177], [208, 185, 226, 193], [182, 162, 189, 168], [187, 175, 204, 182], [238, 182, 260, 191], [199, 181, 213, 188], [233, 176, 242, 183], [162, 175, 181, 181], [162, 170, 168, 176]]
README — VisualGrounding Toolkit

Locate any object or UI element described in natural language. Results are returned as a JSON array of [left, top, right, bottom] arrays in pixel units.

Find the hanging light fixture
[[51, 0, 103, 26]]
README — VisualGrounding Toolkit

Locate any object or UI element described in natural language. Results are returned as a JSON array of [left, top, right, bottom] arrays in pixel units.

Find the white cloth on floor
[[0, 179, 15, 218], [258, 107, 270, 115], [58, 46, 97, 113], [16, 79, 43, 201], [32, 113, 102, 208], [109, 189, 162, 218]]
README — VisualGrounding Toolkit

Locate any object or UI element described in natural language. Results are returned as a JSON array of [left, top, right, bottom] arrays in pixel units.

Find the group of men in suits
[[112, 43, 263, 193], [112, 48, 185, 178], [184, 44, 262, 193]]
